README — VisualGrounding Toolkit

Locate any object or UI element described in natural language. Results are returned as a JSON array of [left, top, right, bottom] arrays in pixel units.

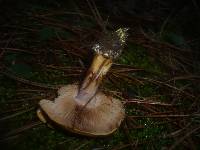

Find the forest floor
[[0, 0, 200, 149]]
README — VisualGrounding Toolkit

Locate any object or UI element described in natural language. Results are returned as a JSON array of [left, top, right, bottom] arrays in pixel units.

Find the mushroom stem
[[75, 54, 112, 105]]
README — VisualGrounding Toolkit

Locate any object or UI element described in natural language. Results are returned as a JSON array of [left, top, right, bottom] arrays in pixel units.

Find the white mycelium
[[92, 28, 129, 59]]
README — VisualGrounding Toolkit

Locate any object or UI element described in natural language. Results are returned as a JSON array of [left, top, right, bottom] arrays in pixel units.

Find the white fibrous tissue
[[92, 28, 129, 59]]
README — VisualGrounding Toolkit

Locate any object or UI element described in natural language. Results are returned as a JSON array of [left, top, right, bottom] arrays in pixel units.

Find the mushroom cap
[[37, 84, 125, 136]]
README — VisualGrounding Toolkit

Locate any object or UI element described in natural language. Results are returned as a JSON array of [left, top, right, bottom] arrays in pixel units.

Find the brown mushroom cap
[[37, 84, 125, 136]]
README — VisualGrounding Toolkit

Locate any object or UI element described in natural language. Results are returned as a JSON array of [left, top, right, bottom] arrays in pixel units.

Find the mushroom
[[37, 28, 128, 136]]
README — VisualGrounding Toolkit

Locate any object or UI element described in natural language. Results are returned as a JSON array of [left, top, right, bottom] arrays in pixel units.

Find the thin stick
[[1, 70, 59, 90], [169, 126, 200, 150], [124, 99, 175, 106], [1, 121, 42, 138], [0, 107, 35, 121], [128, 114, 200, 118]]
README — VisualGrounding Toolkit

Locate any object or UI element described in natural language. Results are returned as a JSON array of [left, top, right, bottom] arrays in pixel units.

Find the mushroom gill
[[37, 28, 128, 136]]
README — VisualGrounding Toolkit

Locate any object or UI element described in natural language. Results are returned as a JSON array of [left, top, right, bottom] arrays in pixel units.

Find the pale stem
[[75, 54, 112, 105]]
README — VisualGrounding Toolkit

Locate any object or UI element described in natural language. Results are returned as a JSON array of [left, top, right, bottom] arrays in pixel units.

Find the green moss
[[119, 43, 164, 75]]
